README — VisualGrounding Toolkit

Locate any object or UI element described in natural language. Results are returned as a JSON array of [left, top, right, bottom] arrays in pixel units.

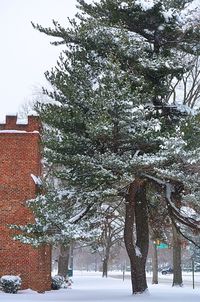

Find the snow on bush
[[51, 275, 64, 290], [51, 275, 72, 290], [0, 275, 22, 293]]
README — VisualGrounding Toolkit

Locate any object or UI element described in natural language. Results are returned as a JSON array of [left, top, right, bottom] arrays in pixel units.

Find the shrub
[[0, 275, 22, 293], [51, 275, 64, 290], [62, 277, 73, 289]]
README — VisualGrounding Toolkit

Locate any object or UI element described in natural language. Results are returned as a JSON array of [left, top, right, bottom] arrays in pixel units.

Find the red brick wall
[[0, 116, 51, 292]]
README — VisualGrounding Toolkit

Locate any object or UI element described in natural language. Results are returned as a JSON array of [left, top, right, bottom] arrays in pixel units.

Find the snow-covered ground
[[0, 271, 200, 302], [111, 270, 200, 287]]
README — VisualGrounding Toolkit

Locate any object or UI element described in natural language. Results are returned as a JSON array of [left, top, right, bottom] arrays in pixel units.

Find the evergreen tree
[[13, 0, 200, 295]]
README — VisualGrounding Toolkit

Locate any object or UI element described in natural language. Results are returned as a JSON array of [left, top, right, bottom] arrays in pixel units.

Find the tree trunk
[[102, 217, 111, 278], [58, 244, 70, 277], [102, 243, 110, 277], [102, 257, 108, 277], [152, 241, 158, 284], [124, 179, 149, 294], [172, 225, 183, 286]]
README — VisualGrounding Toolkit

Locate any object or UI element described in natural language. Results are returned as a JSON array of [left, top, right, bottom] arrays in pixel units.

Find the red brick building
[[0, 115, 51, 292]]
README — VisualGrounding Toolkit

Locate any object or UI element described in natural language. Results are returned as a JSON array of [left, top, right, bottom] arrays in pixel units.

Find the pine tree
[[13, 0, 200, 294]]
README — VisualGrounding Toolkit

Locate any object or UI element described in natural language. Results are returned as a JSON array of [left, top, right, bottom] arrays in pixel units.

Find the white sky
[[0, 0, 199, 122], [0, 0, 79, 121]]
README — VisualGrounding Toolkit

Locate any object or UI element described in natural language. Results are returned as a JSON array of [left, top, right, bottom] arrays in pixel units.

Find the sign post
[[192, 258, 195, 289]]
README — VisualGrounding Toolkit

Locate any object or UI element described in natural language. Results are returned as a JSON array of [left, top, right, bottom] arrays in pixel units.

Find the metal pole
[[122, 262, 125, 281], [192, 259, 194, 289], [69, 243, 74, 277]]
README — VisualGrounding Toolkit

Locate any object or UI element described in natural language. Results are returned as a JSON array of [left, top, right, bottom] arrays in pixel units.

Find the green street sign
[[157, 243, 169, 249]]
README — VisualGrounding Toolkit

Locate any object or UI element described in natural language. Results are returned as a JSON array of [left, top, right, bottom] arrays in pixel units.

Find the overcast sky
[[0, 0, 199, 122], [0, 0, 79, 121]]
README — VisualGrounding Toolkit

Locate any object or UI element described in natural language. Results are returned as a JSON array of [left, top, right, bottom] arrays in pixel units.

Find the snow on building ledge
[[0, 115, 41, 133]]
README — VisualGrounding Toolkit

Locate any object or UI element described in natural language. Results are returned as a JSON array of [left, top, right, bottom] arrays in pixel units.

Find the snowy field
[[0, 271, 200, 302]]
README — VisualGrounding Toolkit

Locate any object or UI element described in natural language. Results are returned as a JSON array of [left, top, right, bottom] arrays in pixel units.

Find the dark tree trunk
[[102, 257, 108, 277], [152, 241, 158, 284], [124, 179, 149, 294], [172, 225, 183, 286], [102, 217, 111, 278], [102, 243, 110, 277], [58, 244, 70, 277]]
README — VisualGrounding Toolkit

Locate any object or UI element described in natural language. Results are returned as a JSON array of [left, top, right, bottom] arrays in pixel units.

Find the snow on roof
[[0, 130, 39, 133]]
